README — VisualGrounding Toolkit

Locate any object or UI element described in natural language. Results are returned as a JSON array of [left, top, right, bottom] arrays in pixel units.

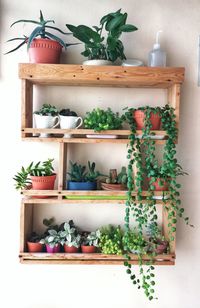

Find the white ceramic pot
[[83, 59, 113, 66], [34, 114, 60, 137], [59, 115, 83, 138]]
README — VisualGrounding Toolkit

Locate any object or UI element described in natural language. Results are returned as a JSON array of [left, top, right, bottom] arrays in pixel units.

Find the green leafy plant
[[60, 222, 81, 248], [13, 158, 55, 190], [99, 225, 124, 255], [66, 9, 138, 62], [40, 229, 62, 248], [84, 108, 123, 132], [34, 103, 58, 116], [59, 109, 77, 116], [67, 160, 103, 182], [5, 10, 73, 54], [28, 231, 43, 243], [81, 230, 101, 247]]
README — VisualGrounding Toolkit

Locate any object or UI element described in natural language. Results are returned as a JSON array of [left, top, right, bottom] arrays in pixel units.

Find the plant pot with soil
[[59, 108, 83, 138], [40, 229, 62, 253], [147, 223, 169, 254], [13, 158, 57, 197], [27, 232, 44, 252], [101, 167, 127, 191], [66, 9, 138, 65], [5, 10, 76, 63], [81, 230, 101, 253], [67, 160, 104, 190], [60, 221, 81, 253]]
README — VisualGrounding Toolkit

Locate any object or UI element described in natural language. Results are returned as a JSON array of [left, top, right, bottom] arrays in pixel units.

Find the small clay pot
[[155, 241, 168, 254], [81, 245, 97, 253], [148, 177, 168, 191], [64, 245, 80, 253], [101, 182, 126, 191], [133, 110, 161, 130], [27, 241, 43, 253]]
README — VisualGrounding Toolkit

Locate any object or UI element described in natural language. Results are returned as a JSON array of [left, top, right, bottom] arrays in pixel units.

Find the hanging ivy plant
[[122, 104, 193, 300]]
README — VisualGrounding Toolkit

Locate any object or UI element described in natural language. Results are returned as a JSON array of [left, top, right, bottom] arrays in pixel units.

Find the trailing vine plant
[[122, 104, 193, 300]]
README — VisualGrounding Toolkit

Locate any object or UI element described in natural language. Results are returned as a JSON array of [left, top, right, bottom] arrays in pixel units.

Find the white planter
[[83, 59, 113, 66], [34, 114, 60, 137], [59, 115, 83, 138]]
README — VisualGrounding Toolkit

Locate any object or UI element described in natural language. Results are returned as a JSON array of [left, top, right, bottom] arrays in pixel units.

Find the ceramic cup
[[59, 115, 83, 138], [34, 114, 60, 137]]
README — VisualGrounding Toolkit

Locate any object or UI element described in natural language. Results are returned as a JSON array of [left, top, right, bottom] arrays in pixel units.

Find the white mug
[[59, 115, 83, 138], [34, 114, 60, 137]]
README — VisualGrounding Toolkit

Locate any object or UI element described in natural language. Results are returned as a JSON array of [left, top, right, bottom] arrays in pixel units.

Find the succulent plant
[[59, 109, 77, 116], [34, 103, 58, 116]]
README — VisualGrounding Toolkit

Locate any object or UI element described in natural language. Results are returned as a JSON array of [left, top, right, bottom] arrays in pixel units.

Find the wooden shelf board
[[19, 64, 184, 89], [19, 252, 175, 265]]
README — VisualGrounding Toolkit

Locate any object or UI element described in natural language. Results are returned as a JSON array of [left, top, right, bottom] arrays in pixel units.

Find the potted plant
[[40, 229, 61, 253], [84, 107, 123, 138], [122, 229, 148, 254], [81, 230, 101, 253], [5, 10, 75, 63], [132, 106, 162, 130], [67, 161, 103, 190], [66, 9, 138, 65], [147, 223, 169, 254], [59, 108, 83, 138], [101, 166, 127, 190], [27, 231, 44, 252], [34, 103, 60, 137], [60, 222, 81, 253], [99, 225, 124, 255], [13, 158, 56, 194]]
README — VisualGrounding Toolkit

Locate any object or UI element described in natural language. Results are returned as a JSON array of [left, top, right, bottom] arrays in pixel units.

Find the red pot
[[148, 177, 168, 191], [64, 244, 80, 253], [133, 110, 161, 130], [28, 38, 62, 64], [46, 244, 60, 253], [30, 174, 56, 198], [81, 245, 97, 253], [27, 241, 43, 252]]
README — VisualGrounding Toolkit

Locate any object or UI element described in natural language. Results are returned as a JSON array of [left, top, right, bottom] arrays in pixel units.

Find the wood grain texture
[[21, 79, 33, 137], [19, 64, 185, 88]]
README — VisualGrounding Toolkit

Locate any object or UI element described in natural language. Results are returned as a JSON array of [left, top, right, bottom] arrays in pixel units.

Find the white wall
[[0, 0, 199, 307]]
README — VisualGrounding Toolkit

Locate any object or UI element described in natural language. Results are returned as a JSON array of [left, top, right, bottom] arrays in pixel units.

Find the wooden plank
[[21, 79, 33, 137], [162, 206, 176, 254], [168, 83, 181, 130], [20, 201, 33, 252], [58, 143, 67, 192], [19, 64, 185, 88]]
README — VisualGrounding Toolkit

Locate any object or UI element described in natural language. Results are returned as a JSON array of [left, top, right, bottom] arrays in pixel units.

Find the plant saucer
[[86, 134, 118, 139]]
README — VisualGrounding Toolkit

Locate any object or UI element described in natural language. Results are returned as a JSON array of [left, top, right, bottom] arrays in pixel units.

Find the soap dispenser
[[148, 30, 166, 67]]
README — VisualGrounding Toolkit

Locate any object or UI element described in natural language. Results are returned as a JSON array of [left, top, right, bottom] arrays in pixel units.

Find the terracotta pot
[[81, 245, 97, 253], [28, 38, 62, 64], [148, 177, 168, 191], [46, 244, 60, 253], [133, 110, 161, 130], [155, 241, 168, 254], [31, 174, 56, 190], [101, 182, 126, 191], [64, 244, 80, 253], [27, 241, 43, 253]]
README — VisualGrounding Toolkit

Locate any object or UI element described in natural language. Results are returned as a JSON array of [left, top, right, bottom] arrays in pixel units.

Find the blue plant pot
[[67, 181, 97, 190]]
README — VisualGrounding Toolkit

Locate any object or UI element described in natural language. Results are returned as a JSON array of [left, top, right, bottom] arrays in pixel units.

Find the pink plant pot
[[46, 244, 60, 253]]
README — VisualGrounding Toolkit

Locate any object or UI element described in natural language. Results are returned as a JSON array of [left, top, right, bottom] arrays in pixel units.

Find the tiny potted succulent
[[5, 10, 75, 63], [34, 103, 59, 137], [81, 230, 101, 253], [27, 231, 44, 253], [60, 221, 81, 253], [147, 223, 169, 254], [66, 9, 138, 65], [101, 166, 127, 190], [40, 229, 62, 253], [84, 107, 123, 138], [59, 108, 83, 138], [13, 158, 56, 194], [67, 160, 103, 190]]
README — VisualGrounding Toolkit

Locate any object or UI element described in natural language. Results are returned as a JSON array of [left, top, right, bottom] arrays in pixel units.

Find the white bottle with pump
[[148, 30, 166, 67]]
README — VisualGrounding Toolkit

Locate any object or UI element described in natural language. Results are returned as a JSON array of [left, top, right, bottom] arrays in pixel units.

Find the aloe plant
[[5, 10, 74, 54]]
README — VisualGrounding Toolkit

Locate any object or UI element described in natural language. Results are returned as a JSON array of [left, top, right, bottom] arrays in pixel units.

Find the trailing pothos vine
[[122, 104, 193, 300]]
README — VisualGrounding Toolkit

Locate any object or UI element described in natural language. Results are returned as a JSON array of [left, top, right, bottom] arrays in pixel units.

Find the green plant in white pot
[[66, 9, 138, 65]]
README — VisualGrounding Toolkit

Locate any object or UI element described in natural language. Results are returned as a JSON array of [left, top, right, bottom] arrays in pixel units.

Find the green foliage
[[28, 231, 43, 243], [34, 103, 58, 116], [67, 160, 103, 182], [66, 9, 138, 62], [105, 167, 127, 184], [60, 222, 81, 248], [84, 107, 123, 132], [40, 229, 62, 248], [122, 229, 147, 254], [13, 158, 55, 190], [99, 225, 124, 255], [5, 10, 74, 54], [81, 230, 101, 247]]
